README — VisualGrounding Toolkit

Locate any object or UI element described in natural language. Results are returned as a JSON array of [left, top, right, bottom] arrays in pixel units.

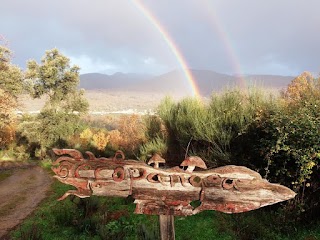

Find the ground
[[0, 166, 52, 239]]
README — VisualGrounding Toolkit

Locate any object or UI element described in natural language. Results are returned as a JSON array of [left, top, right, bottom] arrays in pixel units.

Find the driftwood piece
[[52, 149, 296, 216]]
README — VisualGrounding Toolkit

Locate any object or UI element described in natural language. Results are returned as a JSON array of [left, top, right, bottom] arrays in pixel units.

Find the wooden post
[[159, 215, 175, 240]]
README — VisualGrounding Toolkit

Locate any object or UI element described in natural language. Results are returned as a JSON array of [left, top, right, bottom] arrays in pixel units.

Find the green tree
[[0, 42, 23, 97], [22, 48, 88, 157], [0, 41, 23, 149]]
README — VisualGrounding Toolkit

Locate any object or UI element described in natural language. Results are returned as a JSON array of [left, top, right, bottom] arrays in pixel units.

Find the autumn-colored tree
[[107, 115, 146, 155], [92, 130, 110, 151], [282, 71, 320, 105], [108, 129, 121, 150], [80, 128, 93, 146]]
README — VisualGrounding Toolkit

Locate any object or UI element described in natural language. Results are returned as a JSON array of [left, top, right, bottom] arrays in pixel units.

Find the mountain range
[[80, 69, 295, 97]]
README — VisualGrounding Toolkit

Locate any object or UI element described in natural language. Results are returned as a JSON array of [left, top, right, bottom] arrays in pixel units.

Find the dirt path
[[0, 166, 52, 239]]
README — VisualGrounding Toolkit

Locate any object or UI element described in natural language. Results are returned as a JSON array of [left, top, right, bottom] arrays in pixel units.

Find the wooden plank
[[159, 215, 175, 240]]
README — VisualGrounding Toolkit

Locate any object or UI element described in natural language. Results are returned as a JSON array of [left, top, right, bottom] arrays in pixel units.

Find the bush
[[246, 73, 320, 220], [139, 137, 168, 162], [157, 89, 273, 166]]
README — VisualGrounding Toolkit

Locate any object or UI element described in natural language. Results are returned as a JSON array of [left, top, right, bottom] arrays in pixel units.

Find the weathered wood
[[52, 149, 296, 215], [159, 215, 175, 240]]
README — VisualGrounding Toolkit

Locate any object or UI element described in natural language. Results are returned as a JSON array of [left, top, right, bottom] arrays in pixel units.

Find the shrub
[[92, 130, 110, 151], [157, 89, 273, 166], [244, 72, 320, 221], [107, 115, 146, 157], [139, 137, 168, 162]]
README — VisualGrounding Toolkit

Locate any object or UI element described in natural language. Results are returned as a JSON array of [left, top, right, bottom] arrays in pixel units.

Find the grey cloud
[[1, 0, 320, 76]]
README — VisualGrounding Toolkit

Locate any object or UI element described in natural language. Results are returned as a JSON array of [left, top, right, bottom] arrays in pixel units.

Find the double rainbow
[[132, 0, 245, 97], [132, 0, 200, 97]]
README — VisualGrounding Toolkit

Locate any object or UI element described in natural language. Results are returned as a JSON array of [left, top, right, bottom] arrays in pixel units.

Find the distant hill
[[240, 74, 294, 89], [80, 72, 152, 90], [80, 70, 295, 96]]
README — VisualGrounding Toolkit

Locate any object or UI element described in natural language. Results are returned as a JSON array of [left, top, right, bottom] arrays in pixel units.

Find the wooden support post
[[159, 215, 175, 240]]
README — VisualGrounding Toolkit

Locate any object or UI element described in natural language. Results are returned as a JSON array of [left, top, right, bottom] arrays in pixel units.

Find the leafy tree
[[22, 49, 88, 157], [0, 41, 23, 149], [26, 48, 88, 112], [281, 71, 319, 105], [0, 42, 23, 97]]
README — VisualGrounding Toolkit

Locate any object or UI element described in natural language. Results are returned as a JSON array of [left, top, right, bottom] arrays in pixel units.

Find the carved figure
[[52, 149, 296, 216]]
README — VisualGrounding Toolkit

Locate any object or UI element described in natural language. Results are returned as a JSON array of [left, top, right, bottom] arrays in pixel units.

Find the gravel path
[[0, 166, 52, 239]]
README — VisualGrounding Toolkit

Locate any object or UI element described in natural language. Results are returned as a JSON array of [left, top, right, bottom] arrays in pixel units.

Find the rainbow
[[132, 0, 201, 97], [201, 0, 247, 89]]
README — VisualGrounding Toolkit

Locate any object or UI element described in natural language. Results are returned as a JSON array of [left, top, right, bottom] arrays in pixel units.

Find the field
[[18, 90, 185, 113]]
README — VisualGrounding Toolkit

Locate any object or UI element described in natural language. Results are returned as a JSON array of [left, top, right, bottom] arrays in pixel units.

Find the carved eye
[[113, 167, 125, 182], [222, 178, 235, 190], [189, 175, 202, 187], [152, 175, 159, 181], [225, 179, 233, 184], [206, 175, 221, 185]]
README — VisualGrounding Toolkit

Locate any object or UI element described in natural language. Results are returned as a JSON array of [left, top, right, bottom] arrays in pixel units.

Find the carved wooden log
[[52, 149, 296, 216]]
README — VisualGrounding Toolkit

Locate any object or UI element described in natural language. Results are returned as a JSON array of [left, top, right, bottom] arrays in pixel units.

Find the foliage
[[19, 110, 85, 158], [107, 115, 146, 157], [0, 123, 15, 149], [92, 130, 110, 151], [281, 71, 318, 105], [157, 89, 273, 166], [143, 115, 168, 140], [80, 128, 93, 142], [21, 49, 89, 158], [0, 42, 23, 149], [139, 115, 168, 162], [139, 137, 168, 162], [247, 72, 320, 219], [0, 42, 23, 96], [155, 81, 320, 221]]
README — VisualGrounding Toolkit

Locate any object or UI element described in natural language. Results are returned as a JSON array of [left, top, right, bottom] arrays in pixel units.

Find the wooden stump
[[159, 215, 175, 240]]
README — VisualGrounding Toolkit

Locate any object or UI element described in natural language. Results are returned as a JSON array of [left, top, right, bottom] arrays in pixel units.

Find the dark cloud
[[1, 0, 319, 76]]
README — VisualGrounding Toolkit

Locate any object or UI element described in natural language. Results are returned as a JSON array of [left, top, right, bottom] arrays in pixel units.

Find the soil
[[0, 166, 52, 239]]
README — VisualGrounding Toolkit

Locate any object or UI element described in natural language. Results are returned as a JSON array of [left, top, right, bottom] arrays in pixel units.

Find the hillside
[[79, 69, 294, 96], [80, 72, 152, 90], [18, 70, 295, 113]]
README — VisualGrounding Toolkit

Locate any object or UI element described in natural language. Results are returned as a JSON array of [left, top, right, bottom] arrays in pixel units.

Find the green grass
[[9, 169, 320, 240], [175, 211, 233, 240], [10, 181, 158, 240]]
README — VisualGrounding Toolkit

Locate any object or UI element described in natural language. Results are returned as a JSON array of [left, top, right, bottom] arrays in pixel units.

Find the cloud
[[66, 53, 117, 74], [1, 0, 320, 76]]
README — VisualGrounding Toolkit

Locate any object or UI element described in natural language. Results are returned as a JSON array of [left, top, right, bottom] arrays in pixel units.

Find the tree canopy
[[21, 48, 89, 157], [0, 44, 23, 97], [26, 48, 88, 113]]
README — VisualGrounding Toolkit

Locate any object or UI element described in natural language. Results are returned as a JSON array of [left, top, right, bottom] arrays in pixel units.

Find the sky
[[1, 0, 320, 77]]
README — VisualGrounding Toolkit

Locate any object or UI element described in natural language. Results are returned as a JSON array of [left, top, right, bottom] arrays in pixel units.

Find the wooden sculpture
[[52, 148, 296, 239]]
